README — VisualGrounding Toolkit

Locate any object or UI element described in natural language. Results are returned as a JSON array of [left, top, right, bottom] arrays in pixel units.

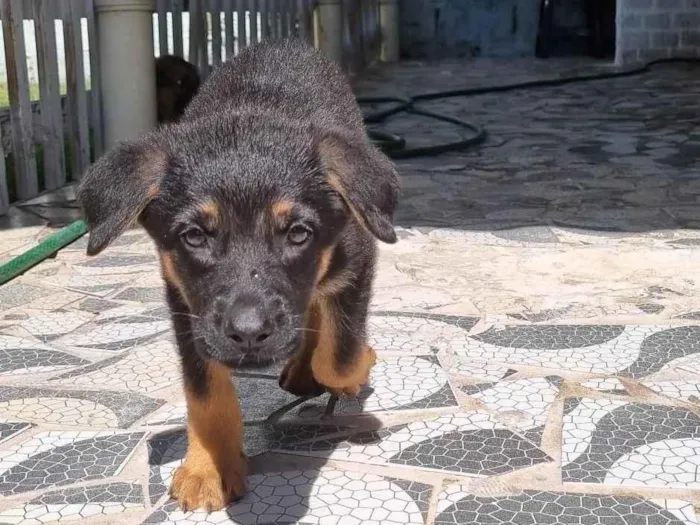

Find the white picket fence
[[0, 0, 382, 215]]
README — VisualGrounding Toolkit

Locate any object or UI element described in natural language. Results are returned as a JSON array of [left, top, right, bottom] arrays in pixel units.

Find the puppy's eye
[[181, 227, 207, 248], [287, 224, 312, 245]]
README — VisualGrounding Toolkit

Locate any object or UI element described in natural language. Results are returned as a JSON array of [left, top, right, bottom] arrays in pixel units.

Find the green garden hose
[[1, 56, 699, 286], [0, 219, 87, 286]]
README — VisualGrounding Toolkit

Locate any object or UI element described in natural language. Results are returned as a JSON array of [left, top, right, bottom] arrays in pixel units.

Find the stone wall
[[616, 0, 700, 65]]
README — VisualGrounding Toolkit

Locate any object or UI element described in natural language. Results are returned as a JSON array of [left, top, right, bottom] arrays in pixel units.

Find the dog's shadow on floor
[[146, 376, 384, 522]]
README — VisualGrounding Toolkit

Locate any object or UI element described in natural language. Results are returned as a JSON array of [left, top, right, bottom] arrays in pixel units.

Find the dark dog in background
[[156, 55, 200, 123], [78, 39, 400, 511]]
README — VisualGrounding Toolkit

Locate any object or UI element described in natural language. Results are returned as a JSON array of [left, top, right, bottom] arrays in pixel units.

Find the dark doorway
[[536, 0, 616, 59]]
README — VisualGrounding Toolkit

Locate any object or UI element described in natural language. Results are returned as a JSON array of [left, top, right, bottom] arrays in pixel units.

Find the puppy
[[77, 39, 400, 511], [156, 54, 201, 123]]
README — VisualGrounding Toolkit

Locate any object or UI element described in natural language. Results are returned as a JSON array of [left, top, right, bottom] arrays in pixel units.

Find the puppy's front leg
[[309, 295, 377, 399], [164, 283, 246, 512], [171, 361, 246, 512]]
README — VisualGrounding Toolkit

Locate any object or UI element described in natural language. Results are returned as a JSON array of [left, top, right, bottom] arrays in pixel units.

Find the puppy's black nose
[[224, 305, 273, 349]]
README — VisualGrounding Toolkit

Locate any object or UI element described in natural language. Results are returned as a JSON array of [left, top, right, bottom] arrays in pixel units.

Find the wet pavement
[[1, 57, 700, 524]]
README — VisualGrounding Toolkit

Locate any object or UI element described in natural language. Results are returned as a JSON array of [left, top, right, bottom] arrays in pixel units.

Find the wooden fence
[[0, 0, 384, 216], [0, 0, 100, 215]]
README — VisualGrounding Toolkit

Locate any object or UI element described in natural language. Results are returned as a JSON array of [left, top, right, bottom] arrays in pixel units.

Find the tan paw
[[279, 356, 325, 397], [170, 462, 246, 512], [326, 346, 377, 399]]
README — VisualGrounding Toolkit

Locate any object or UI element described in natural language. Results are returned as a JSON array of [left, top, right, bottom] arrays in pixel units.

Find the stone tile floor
[[2, 57, 700, 524]]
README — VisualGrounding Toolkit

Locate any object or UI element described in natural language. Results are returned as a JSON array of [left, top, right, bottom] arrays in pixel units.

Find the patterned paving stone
[[468, 377, 560, 429], [112, 287, 165, 303], [0, 284, 52, 311], [581, 377, 627, 393], [0, 387, 165, 428], [277, 412, 551, 475], [435, 486, 700, 525], [448, 357, 516, 384], [290, 355, 458, 418], [55, 316, 171, 352], [0, 431, 144, 495], [51, 339, 180, 394], [619, 327, 700, 378], [368, 312, 476, 354], [642, 380, 700, 403], [144, 469, 429, 525], [0, 336, 88, 376], [147, 425, 349, 505], [74, 254, 156, 271], [459, 326, 674, 375], [0, 482, 144, 525], [14, 312, 95, 342], [562, 398, 700, 488], [0, 423, 32, 445]]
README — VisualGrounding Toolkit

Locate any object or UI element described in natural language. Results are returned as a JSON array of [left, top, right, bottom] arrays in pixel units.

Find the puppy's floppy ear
[[77, 136, 168, 256], [318, 131, 401, 244]]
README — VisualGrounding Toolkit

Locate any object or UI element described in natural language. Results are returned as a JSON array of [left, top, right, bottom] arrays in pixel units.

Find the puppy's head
[[77, 118, 399, 368]]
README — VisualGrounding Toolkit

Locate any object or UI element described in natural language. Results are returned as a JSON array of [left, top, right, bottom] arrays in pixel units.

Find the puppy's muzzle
[[221, 293, 278, 354]]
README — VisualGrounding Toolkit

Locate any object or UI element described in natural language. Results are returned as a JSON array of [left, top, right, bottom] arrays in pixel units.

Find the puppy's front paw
[[322, 346, 377, 399], [279, 355, 325, 397], [170, 459, 246, 512]]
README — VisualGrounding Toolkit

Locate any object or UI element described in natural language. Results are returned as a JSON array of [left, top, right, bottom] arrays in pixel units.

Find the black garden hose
[[2, 57, 700, 285], [361, 57, 700, 159]]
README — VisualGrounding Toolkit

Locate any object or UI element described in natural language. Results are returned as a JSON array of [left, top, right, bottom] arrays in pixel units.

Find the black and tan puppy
[[156, 54, 201, 123], [77, 39, 400, 511]]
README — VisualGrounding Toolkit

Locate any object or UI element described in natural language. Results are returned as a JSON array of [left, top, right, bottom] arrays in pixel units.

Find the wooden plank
[[259, 0, 269, 41], [84, 0, 103, 159], [223, 0, 234, 58], [296, 0, 312, 43], [61, 0, 90, 180], [268, 0, 278, 39], [1, 0, 38, 200], [189, 0, 199, 66], [173, 0, 184, 57], [157, 0, 169, 56], [189, 0, 208, 76], [237, 0, 247, 51], [33, 0, 66, 191], [210, 0, 222, 66], [0, 131, 8, 214], [249, 0, 258, 44], [280, 0, 289, 38]]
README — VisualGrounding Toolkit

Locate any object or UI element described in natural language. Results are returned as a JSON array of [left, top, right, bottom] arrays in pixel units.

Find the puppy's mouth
[[194, 326, 300, 369]]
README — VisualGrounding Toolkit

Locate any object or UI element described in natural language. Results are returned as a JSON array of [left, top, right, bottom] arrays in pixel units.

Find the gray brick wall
[[616, 0, 700, 64]]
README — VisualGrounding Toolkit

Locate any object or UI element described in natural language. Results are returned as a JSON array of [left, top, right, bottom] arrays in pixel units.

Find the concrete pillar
[[379, 0, 399, 62], [314, 0, 343, 64], [95, 0, 156, 150]]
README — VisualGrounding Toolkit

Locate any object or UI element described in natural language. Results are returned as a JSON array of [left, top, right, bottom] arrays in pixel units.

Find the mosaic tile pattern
[[435, 486, 700, 525], [562, 398, 700, 488], [0, 482, 144, 525], [368, 312, 476, 354], [469, 377, 560, 429], [642, 380, 700, 403], [620, 327, 700, 378], [147, 425, 349, 505], [0, 336, 89, 376], [277, 412, 551, 475], [0, 431, 144, 495], [459, 326, 669, 375], [144, 469, 429, 525], [0, 387, 165, 428], [51, 339, 180, 394], [0, 422, 32, 444]]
